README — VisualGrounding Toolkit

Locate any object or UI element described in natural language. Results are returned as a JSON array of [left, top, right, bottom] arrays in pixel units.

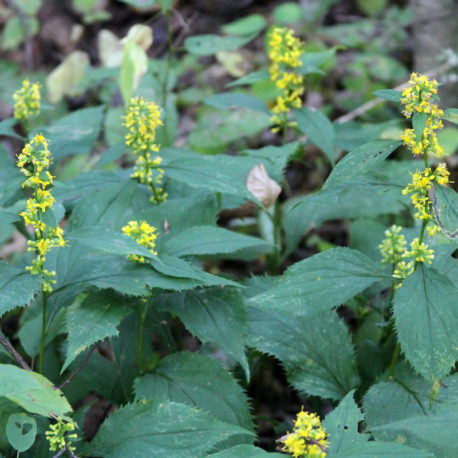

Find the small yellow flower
[[122, 220, 158, 263], [45, 418, 77, 453], [280, 409, 328, 458], [13, 79, 41, 121], [379, 225, 407, 265], [403, 238, 434, 264], [268, 27, 304, 130]]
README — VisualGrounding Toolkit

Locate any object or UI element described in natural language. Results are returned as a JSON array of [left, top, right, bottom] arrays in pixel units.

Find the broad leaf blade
[[0, 364, 71, 418], [80, 401, 252, 457], [184, 33, 256, 55], [393, 266, 457, 381], [431, 184, 458, 240]]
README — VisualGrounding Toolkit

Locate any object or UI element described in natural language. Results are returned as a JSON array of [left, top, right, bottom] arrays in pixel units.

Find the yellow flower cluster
[[379, 225, 406, 265], [280, 410, 328, 458], [404, 238, 434, 264], [402, 164, 450, 221], [13, 79, 41, 121], [17, 135, 66, 292], [45, 418, 77, 452], [400, 74, 444, 157], [124, 97, 167, 203], [268, 27, 304, 130], [122, 220, 158, 263]]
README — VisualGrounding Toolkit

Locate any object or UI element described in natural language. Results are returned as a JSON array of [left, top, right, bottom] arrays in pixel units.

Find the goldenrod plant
[[0, 4, 456, 457]]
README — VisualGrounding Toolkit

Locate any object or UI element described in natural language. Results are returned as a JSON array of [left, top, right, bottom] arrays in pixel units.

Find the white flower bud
[[246, 163, 281, 209]]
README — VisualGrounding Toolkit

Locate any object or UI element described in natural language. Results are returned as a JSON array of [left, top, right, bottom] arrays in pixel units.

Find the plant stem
[[38, 291, 47, 374], [388, 341, 401, 378], [272, 199, 282, 274], [0, 333, 31, 370], [137, 300, 147, 374]]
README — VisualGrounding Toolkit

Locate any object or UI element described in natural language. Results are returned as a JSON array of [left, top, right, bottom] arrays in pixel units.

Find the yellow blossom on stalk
[[400, 73, 444, 157], [124, 97, 167, 203], [379, 225, 407, 265], [280, 409, 328, 458], [403, 238, 434, 264], [13, 79, 41, 121], [122, 220, 158, 263], [268, 26, 304, 131], [45, 418, 77, 453], [17, 134, 66, 292]]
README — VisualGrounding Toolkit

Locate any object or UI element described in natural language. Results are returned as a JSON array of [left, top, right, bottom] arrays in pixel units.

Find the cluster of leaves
[[0, 1, 457, 457]]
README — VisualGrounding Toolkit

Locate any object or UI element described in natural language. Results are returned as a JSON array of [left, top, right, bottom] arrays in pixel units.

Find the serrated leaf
[[0, 364, 71, 418], [204, 93, 269, 113], [248, 248, 385, 314], [62, 290, 132, 372], [332, 441, 433, 457], [32, 106, 104, 161], [295, 107, 335, 165], [431, 184, 458, 239], [323, 140, 401, 190], [134, 352, 253, 431], [372, 89, 402, 102], [163, 226, 271, 257], [226, 70, 270, 88], [157, 288, 248, 377], [80, 401, 252, 457], [185, 33, 256, 56], [247, 308, 358, 400], [393, 266, 457, 381], [0, 262, 42, 318], [323, 390, 367, 453]]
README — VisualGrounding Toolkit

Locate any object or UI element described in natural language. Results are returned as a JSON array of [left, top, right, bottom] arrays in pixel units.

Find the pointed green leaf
[[185, 33, 256, 56], [62, 290, 132, 372], [157, 288, 248, 377], [412, 112, 428, 143], [134, 352, 253, 431], [0, 364, 71, 418], [247, 308, 358, 400], [221, 14, 267, 36], [80, 401, 252, 457], [226, 70, 270, 88], [248, 248, 385, 315], [0, 262, 42, 318], [432, 184, 458, 240], [163, 226, 271, 257], [204, 93, 269, 114], [372, 89, 402, 102], [206, 445, 283, 457], [295, 107, 336, 165], [393, 266, 457, 381]]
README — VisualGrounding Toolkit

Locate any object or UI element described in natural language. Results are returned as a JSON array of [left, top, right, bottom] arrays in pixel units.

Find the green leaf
[[204, 93, 269, 114], [248, 248, 385, 315], [371, 406, 458, 458], [295, 107, 335, 165], [356, 0, 387, 17], [62, 290, 132, 372], [323, 390, 367, 453], [372, 89, 402, 102], [323, 140, 401, 190], [298, 48, 338, 76], [184, 33, 256, 56], [443, 108, 458, 124], [206, 445, 284, 457], [163, 226, 271, 257], [5, 413, 37, 452], [247, 308, 358, 400], [412, 112, 428, 143], [33, 106, 104, 160], [0, 262, 42, 318], [221, 14, 267, 36], [95, 142, 126, 169], [80, 401, 252, 457], [0, 118, 24, 140], [118, 0, 157, 8], [332, 441, 433, 457], [134, 352, 253, 431], [157, 288, 248, 377], [432, 184, 458, 240], [66, 226, 157, 260], [273, 2, 303, 24], [393, 266, 457, 381], [226, 70, 270, 88], [0, 364, 71, 417]]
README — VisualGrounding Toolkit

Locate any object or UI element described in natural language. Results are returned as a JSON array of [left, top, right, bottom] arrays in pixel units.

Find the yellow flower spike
[[17, 134, 66, 292], [124, 96, 167, 203], [45, 418, 77, 453], [268, 27, 304, 131], [403, 238, 434, 265], [379, 225, 407, 265], [122, 220, 158, 263], [13, 79, 41, 121], [280, 409, 329, 458]]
